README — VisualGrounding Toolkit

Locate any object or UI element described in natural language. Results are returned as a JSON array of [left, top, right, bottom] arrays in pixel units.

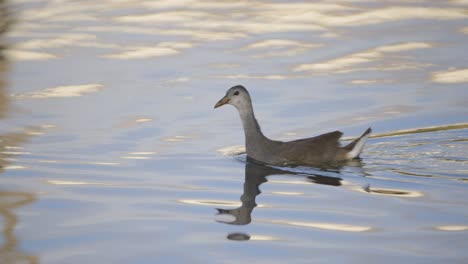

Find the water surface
[[1, 0, 468, 263]]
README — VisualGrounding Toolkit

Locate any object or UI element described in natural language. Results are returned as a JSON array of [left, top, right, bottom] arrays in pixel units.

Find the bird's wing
[[278, 131, 343, 164], [288, 131, 343, 145]]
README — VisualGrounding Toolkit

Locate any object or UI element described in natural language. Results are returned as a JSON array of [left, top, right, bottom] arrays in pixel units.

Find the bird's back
[[275, 131, 343, 166]]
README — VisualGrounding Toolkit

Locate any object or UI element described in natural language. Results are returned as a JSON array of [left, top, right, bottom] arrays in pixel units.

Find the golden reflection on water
[[4, 49, 57, 61], [86, 162, 119, 166], [271, 191, 304, 196], [0, 151, 31, 155], [431, 68, 468, 83], [250, 235, 280, 241], [241, 39, 323, 59], [112, 2, 468, 35], [102, 46, 179, 60], [178, 199, 241, 207], [5, 0, 467, 92], [13, 84, 104, 99], [294, 42, 432, 73], [435, 225, 468, 231], [179, 199, 268, 208], [128, 152, 157, 155], [362, 187, 424, 198], [8, 0, 465, 72], [0, 129, 38, 173], [349, 79, 379, 85], [118, 117, 153, 129], [34, 159, 120, 166], [266, 219, 373, 232], [122, 151, 156, 160], [3, 165, 27, 170], [46, 180, 112, 186], [268, 179, 314, 185], [214, 74, 295, 80], [121, 156, 151, 160], [461, 26, 468, 34], [135, 118, 152, 123], [162, 135, 194, 142]]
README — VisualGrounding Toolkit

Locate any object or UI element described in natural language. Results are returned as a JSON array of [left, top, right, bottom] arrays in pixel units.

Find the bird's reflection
[[216, 162, 272, 225], [216, 160, 361, 226], [0, 3, 39, 262], [0, 191, 38, 264], [0, 0, 11, 119]]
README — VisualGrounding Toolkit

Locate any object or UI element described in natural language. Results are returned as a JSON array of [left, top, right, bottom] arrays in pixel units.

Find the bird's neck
[[237, 104, 268, 154]]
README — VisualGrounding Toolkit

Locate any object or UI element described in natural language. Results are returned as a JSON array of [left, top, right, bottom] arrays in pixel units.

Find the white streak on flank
[[346, 134, 369, 159]]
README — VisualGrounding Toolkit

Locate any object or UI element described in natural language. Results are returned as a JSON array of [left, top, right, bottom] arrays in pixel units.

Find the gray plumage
[[214, 85, 371, 167]]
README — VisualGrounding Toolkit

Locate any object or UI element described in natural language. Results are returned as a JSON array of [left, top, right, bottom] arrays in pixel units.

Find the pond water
[[1, 0, 468, 263]]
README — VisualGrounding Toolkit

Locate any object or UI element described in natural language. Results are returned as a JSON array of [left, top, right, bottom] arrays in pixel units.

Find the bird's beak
[[214, 96, 230, 109]]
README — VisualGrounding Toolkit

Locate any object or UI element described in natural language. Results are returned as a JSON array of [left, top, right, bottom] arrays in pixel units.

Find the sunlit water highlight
[[1, 0, 467, 263]]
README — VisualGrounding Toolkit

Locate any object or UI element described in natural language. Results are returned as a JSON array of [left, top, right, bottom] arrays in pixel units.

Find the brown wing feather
[[278, 131, 343, 165]]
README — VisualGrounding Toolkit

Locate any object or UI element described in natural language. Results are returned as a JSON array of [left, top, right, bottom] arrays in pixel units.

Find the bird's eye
[[233, 91, 239, 96]]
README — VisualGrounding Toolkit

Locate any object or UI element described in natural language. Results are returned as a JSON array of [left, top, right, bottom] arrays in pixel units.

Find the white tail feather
[[345, 134, 369, 159]]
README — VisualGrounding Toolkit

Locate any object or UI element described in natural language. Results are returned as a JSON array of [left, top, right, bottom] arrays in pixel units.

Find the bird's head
[[214, 85, 251, 110]]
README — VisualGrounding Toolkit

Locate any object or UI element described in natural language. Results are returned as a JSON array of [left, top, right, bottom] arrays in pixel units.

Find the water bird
[[214, 85, 371, 167]]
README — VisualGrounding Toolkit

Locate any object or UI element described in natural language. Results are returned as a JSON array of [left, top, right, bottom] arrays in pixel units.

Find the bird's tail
[[344, 127, 372, 159]]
